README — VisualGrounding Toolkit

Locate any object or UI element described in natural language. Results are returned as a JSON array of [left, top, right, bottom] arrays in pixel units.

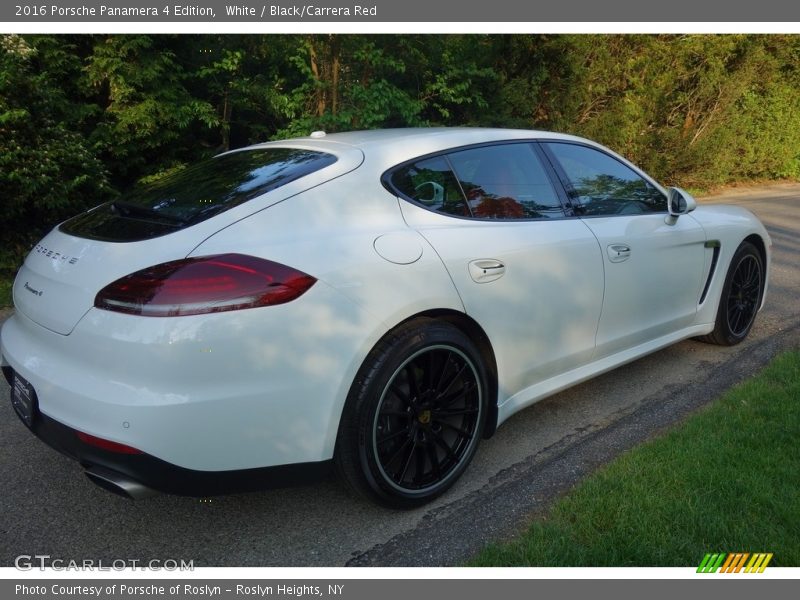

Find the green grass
[[470, 350, 800, 567]]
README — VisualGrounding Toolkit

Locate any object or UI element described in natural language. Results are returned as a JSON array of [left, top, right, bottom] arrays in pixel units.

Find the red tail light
[[77, 431, 143, 454], [95, 254, 316, 317]]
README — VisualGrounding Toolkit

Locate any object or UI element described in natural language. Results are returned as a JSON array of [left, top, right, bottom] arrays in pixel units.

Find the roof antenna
[[310, 131, 326, 138]]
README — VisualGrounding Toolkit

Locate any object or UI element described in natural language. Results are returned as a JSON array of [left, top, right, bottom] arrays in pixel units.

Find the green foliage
[[85, 35, 219, 180], [274, 36, 427, 137], [496, 35, 800, 189], [0, 35, 111, 252], [0, 274, 11, 308], [2, 34, 800, 272]]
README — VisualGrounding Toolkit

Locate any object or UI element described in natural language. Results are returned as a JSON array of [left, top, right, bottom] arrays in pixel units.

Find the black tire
[[335, 317, 488, 508], [697, 241, 764, 346]]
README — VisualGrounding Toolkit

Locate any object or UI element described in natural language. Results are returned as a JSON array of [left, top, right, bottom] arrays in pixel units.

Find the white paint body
[[0, 128, 771, 475]]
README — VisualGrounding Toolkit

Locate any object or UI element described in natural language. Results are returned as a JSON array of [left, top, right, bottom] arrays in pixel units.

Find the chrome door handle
[[607, 244, 631, 263], [468, 259, 506, 283]]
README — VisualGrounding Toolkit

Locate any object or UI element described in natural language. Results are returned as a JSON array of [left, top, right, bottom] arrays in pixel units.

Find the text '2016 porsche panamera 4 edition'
[[1, 128, 770, 507]]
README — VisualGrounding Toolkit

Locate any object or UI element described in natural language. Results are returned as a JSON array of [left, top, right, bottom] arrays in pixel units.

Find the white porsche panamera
[[1, 128, 769, 507]]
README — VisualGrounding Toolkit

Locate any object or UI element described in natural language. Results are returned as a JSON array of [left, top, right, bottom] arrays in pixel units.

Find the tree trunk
[[331, 37, 340, 117], [221, 89, 232, 151], [308, 38, 326, 117]]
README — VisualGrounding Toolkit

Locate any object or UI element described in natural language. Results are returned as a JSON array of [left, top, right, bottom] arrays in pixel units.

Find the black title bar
[[4, 0, 800, 22]]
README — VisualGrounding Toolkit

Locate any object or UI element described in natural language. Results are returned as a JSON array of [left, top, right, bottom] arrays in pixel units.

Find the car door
[[388, 142, 605, 404], [542, 141, 707, 359]]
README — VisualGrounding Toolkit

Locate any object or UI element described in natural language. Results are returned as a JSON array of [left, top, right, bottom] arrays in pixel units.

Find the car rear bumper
[[0, 282, 383, 475], [1, 390, 333, 497]]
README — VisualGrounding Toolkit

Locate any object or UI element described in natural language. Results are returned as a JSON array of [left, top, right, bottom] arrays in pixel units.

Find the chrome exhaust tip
[[84, 466, 158, 500]]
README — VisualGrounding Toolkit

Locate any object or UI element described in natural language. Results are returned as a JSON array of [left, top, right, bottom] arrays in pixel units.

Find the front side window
[[544, 143, 666, 216], [61, 148, 337, 242]]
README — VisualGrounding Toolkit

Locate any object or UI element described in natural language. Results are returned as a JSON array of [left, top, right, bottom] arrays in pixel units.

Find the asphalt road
[[1, 184, 799, 567]]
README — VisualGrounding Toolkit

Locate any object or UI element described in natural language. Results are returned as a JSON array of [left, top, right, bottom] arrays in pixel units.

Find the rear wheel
[[698, 241, 764, 346], [335, 318, 487, 508]]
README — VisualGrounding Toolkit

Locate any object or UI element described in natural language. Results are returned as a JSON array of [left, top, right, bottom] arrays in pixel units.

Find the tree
[[3, 33, 800, 271], [0, 35, 110, 254], [84, 35, 219, 183]]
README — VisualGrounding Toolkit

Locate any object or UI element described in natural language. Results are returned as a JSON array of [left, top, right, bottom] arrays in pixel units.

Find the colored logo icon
[[697, 553, 773, 573]]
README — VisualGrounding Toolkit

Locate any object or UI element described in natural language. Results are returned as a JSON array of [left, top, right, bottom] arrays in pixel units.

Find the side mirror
[[666, 187, 697, 224], [668, 187, 697, 215]]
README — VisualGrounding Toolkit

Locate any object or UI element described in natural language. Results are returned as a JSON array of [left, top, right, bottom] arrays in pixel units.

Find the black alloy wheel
[[699, 241, 764, 346], [726, 253, 762, 337], [335, 318, 488, 508], [372, 345, 482, 493]]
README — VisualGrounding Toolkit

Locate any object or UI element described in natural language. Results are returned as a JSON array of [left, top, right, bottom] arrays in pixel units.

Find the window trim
[[538, 141, 668, 218], [381, 140, 573, 223]]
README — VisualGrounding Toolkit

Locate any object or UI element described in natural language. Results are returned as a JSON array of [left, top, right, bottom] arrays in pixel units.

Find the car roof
[[239, 127, 598, 172], [298, 127, 593, 152]]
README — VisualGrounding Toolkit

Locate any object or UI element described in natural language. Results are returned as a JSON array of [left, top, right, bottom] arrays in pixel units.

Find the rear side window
[[389, 156, 470, 217], [387, 143, 564, 220], [448, 144, 563, 219], [60, 148, 337, 242]]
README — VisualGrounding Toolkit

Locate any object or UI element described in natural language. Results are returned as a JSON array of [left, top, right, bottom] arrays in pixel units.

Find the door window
[[388, 143, 565, 220], [448, 144, 564, 219], [544, 143, 666, 216]]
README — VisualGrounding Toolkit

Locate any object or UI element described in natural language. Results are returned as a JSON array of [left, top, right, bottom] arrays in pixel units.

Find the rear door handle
[[468, 259, 506, 283], [607, 244, 631, 263]]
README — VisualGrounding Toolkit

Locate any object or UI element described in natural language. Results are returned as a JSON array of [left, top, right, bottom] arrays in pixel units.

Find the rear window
[[60, 148, 337, 242]]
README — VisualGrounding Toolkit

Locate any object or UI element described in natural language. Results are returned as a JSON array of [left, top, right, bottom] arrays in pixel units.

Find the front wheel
[[335, 318, 488, 508], [698, 241, 764, 346]]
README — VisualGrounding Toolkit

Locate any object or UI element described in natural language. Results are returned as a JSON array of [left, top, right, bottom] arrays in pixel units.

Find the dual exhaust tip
[[84, 466, 157, 500]]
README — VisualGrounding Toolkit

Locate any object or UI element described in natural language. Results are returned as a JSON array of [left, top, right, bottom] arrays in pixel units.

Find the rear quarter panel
[[190, 165, 465, 461]]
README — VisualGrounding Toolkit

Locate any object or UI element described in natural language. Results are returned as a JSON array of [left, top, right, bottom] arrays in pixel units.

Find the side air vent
[[699, 240, 721, 305]]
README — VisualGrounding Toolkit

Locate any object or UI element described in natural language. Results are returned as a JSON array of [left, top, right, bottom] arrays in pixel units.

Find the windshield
[[60, 148, 337, 242]]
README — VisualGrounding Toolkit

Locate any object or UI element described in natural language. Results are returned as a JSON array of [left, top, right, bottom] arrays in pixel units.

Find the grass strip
[[470, 350, 800, 566]]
